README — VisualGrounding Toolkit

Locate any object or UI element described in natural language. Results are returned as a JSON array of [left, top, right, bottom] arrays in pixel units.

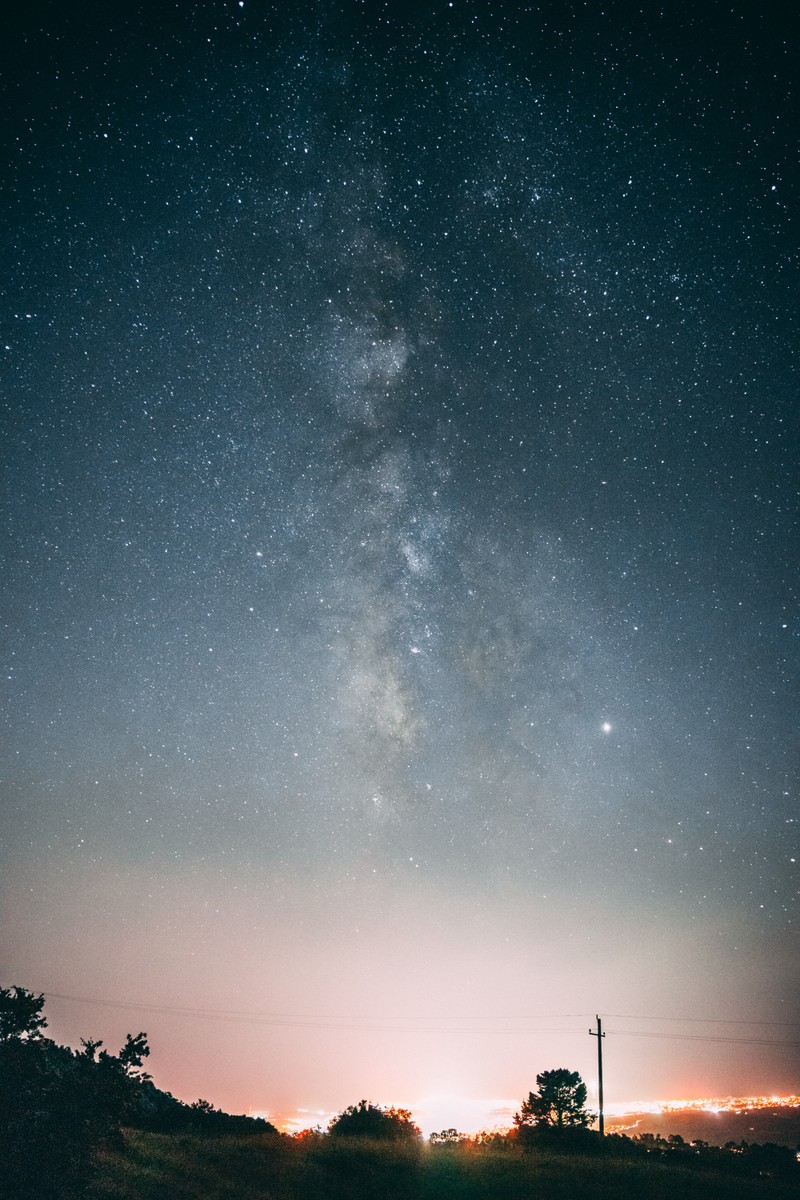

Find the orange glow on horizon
[[604, 1093, 800, 1118], [260, 1094, 799, 1138]]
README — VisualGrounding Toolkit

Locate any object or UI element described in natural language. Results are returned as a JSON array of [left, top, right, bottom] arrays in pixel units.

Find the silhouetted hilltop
[[0, 984, 277, 1199]]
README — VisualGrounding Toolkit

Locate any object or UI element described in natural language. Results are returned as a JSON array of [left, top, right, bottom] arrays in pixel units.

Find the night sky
[[2, 0, 798, 1132]]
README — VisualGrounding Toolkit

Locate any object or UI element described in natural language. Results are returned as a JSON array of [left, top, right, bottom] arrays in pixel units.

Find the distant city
[[607, 1094, 800, 1117], [605, 1096, 800, 1151]]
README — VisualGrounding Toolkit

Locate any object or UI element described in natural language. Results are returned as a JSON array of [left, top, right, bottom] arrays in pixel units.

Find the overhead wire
[[605, 1013, 800, 1027], [40, 990, 800, 1045], [606, 1030, 800, 1048]]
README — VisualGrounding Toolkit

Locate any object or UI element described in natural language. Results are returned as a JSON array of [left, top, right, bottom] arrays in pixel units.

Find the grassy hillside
[[90, 1130, 799, 1200]]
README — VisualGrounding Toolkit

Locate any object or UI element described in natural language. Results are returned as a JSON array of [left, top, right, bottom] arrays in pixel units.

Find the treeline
[[2, 985, 798, 1200], [305, 1108, 798, 1183], [618, 1131, 799, 1179], [429, 1125, 799, 1182], [91, 1121, 799, 1200], [0, 986, 275, 1200]]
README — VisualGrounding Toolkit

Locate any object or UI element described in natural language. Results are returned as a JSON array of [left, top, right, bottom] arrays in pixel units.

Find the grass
[[89, 1131, 799, 1200]]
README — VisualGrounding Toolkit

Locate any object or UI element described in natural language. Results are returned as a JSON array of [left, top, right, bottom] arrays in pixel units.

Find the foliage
[[632, 1131, 799, 1180], [0, 978, 276, 1200], [0, 1018, 151, 1199], [430, 1127, 470, 1145], [514, 1067, 593, 1134], [88, 1126, 800, 1200], [186, 1097, 278, 1137], [3, 987, 796, 1200], [327, 1098, 421, 1141], [0, 984, 48, 1042], [293, 1125, 325, 1142]]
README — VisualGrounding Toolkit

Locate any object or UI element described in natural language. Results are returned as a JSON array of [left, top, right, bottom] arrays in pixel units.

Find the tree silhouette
[[0, 981, 276, 1196], [328, 1099, 421, 1141], [430, 1127, 468, 1145], [117, 1030, 151, 1079], [0, 984, 152, 1199], [0, 985, 47, 1042], [514, 1068, 592, 1132]]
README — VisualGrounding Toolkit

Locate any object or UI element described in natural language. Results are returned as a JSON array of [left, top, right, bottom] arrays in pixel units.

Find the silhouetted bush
[[0, 1025, 150, 1199], [328, 1099, 421, 1142], [0, 983, 269, 1199]]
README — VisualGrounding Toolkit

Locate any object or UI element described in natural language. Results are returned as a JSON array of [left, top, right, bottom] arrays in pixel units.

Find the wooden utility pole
[[589, 1014, 605, 1135]]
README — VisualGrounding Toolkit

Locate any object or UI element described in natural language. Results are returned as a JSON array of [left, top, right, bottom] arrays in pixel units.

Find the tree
[[117, 1030, 151, 1078], [186, 1097, 278, 1137], [293, 1125, 324, 1142], [0, 986, 47, 1042], [77, 1029, 152, 1132], [0, 984, 152, 1199], [514, 1068, 592, 1133], [328, 1099, 421, 1141], [430, 1127, 468, 1146]]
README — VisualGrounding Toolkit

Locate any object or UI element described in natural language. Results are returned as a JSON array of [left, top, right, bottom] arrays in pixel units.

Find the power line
[[605, 1013, 800, 1028], [44, 992, 603, 1026], [43, 992, 581, 1033], [608, 1029, 800, 1048], [42, 993, 800, 1027], [40, 991, 800, 1045]]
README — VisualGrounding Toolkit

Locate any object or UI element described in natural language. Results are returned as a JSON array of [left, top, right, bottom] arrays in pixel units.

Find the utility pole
[[589, 1014, 605, 1136]]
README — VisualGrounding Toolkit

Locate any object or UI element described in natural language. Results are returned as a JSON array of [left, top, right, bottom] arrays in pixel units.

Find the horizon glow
[[266, 1094, 800, 1139]]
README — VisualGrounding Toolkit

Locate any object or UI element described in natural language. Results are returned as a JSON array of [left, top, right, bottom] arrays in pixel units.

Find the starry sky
[[2, 0, 798, 1132]]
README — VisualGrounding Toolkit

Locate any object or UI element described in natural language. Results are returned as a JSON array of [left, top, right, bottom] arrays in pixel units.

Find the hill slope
[[90, 1130, 798, 1200]]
